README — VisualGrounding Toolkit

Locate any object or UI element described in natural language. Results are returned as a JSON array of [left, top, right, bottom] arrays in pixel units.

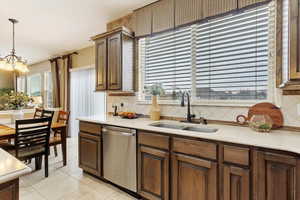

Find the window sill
[[137, 99, 270, 107]]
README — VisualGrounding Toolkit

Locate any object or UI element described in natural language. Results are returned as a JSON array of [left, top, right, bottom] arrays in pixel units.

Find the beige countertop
[[78, 115, 300, 155], [0, 148, 31, 184]]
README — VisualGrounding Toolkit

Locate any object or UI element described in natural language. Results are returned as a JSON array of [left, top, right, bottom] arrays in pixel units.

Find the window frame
[[138, 3, 275, 107], [17, 71, 53, 108]]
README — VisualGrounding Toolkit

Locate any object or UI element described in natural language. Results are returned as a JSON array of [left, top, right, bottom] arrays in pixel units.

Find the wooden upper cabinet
[[289, 0, 300, 80], [134, 5, 152, 37], [91, 27, 134, 92], [253, 151, 300, 200], [238, 0, 266, 8], [107, 33, 122, 90], [152, 0, 175, 33], [175, 0, 204, 26], [205, 0, 237, 17], [95, 38, 107, 91], [172, 153, 217, 200]]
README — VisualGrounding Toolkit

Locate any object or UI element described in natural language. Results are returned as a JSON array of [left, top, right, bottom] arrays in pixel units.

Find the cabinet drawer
[[173, 138, 217, 160], [138, 131, 170, 150], [79, 121, 101, 135], [223, 145, 249, 166]]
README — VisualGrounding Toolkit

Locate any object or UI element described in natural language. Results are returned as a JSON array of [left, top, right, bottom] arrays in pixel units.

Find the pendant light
[[0, 18, 29, 73]]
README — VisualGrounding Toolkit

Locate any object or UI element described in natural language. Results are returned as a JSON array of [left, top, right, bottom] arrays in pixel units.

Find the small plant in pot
[[144, 84, 164, 121]]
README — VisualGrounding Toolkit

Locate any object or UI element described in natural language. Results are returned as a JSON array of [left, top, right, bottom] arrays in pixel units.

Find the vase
[[150, 95, 160, 121], [10, 109, 24, 124]]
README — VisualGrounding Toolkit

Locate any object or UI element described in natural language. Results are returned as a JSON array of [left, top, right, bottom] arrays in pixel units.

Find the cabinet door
[[107, 33, 122, 90], [223, 165, 250, 200], [289, 0, 300, 79], [0, 179, 19, 200], [138, 146, 169, 200], [79, 132, 102, 177], [95, 38, 107, 91], [172, 153, 217, 200], [253, 151, 300, 200]]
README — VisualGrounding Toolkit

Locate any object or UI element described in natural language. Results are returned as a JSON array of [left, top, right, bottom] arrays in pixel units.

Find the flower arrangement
[[144, 83, 165, 96], [3, 91, 33, 110]]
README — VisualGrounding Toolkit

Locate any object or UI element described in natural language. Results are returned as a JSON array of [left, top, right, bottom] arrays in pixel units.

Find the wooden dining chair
[[50, 111, 70, 157], [9, 117, 52, 177], [34, 108, 44, 118], [41, 110, 55, 119]]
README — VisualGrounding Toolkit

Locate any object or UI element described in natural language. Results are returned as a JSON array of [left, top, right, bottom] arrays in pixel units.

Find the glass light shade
[[4, 61, 14, 71], [0, 59, 6, 70], [15, 61, 29, 73]]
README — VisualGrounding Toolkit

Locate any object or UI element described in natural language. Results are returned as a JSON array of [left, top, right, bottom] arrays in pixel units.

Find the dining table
[[0, 121, 68, 166]]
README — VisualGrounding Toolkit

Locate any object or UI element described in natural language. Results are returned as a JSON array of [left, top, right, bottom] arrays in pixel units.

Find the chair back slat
[[42, 110, 54, 119], [15, 117, 52, 158], [34, 108, 43, 119]]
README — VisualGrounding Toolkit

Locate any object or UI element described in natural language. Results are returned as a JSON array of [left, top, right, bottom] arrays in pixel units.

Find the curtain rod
[[49, 52, 78, 62]]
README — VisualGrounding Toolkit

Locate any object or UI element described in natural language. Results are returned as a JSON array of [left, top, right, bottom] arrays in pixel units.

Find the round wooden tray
[[237, 103, 284, 129]]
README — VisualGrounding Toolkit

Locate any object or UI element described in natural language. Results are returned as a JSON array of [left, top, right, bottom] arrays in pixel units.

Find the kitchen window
[[139, 4, 272, 104]]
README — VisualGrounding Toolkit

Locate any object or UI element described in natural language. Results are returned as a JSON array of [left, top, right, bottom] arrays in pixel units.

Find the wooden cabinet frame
[[223, 165, 250, 200], [252, 151, 300, 200], [79, 132, 102, 177], [138, 146, 169, 200], [172, 153, 217, 200], [95, 38, 107, 91], [91, 27, 134, 92], [277, 0, 300, 93]]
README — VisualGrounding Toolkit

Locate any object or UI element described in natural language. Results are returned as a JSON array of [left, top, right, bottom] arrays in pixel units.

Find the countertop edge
[[0, 167, 31, 184], [77, 117, 300, 156]]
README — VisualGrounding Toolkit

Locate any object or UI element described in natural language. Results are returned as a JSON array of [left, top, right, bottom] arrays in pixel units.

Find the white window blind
[[142, 26, 192, 99], [195, 6, 269, 100], [139, 4, 270, 102]]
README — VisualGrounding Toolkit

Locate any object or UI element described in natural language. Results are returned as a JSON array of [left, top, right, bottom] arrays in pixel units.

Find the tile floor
[[19, 137, 137, 200]]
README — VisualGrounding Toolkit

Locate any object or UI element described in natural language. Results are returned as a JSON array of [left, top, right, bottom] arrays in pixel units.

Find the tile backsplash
[[107, 94, 300, 127]]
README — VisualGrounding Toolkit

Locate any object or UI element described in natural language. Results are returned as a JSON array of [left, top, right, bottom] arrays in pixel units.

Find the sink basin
[[182, 126, 218, 133], [150, 122, 185, 130], [149, 122, 218, 133]]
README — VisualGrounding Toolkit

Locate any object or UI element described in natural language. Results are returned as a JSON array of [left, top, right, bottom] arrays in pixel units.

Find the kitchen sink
[[150, 123, 185, 130], [182, 126, 218, 133], [149, 122, 218, 133]]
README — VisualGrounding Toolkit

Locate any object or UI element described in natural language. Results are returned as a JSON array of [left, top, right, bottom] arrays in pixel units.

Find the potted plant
[[144, 84, 164, 121], [3, 91, 33, 123]]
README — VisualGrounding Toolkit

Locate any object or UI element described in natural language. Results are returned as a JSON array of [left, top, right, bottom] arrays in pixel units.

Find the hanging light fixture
[[0, 18, 29, 73]]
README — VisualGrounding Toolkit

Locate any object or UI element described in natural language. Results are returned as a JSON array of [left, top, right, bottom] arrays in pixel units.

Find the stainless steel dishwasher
[[102, 126, 137, 192]]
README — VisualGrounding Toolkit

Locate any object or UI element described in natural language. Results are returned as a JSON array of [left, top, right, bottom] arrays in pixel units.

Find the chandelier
[[0, 19, 29, 73]]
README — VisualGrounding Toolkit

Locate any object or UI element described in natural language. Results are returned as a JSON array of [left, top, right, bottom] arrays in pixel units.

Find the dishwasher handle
[[102, 126, 136, 136]]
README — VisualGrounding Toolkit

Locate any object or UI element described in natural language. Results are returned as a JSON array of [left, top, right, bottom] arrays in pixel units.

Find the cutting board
[[237, 103, 284, 129]]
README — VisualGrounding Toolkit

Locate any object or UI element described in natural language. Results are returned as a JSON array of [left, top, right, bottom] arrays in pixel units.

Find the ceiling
[[0, 0, 155, 65]]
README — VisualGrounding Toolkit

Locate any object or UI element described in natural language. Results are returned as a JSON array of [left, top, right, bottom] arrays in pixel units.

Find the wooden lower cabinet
[[79, 132, 102, 177], [223, 165, 250, 200], [138, 145, 169, 200], [253, 151, 300, 200], [0, 179, 19, 200], [172, 153, 217, 200]]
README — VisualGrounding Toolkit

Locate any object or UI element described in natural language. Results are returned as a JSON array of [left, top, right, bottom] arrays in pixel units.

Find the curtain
[[50, 58, 60, 107], [69, 68, 106, 137], [61, 55, 71, 111]]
